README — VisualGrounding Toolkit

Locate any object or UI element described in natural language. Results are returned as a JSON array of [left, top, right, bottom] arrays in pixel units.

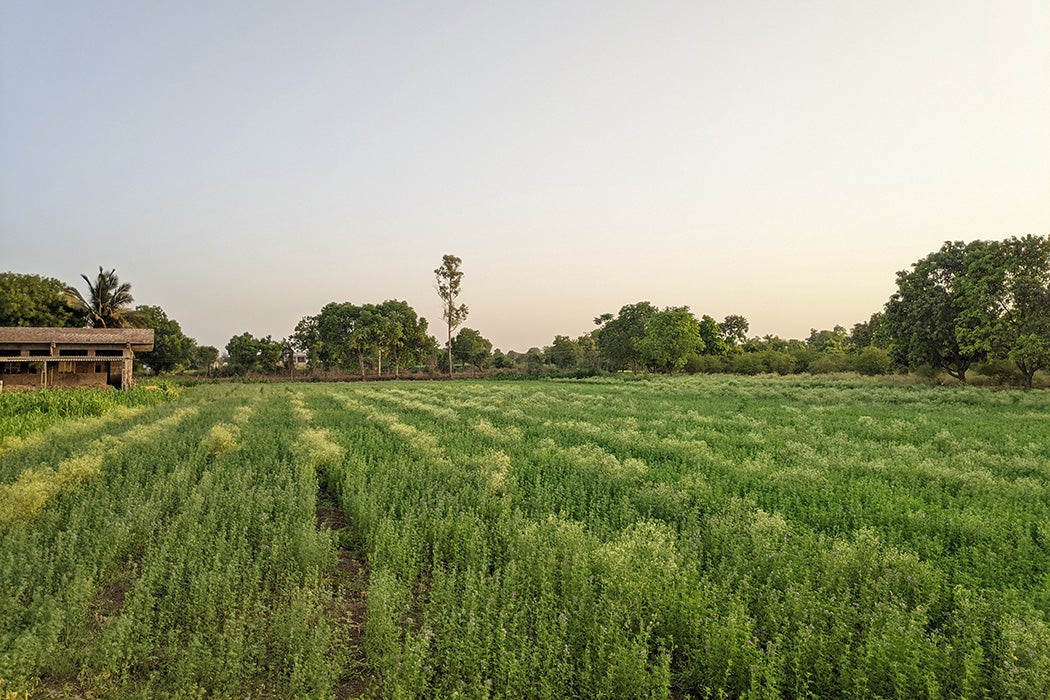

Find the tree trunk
[[447, 329, 453, 379]]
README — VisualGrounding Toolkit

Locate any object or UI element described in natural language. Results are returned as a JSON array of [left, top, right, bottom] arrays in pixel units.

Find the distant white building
[[292, 351, 309, 366]]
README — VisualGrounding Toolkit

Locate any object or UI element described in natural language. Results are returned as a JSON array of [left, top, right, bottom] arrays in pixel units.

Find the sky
[[2, 1, 1048, 353]]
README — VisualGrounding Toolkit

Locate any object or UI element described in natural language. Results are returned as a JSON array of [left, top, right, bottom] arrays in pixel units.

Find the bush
[[762, 350, 797, 375], [852, 347, 893, 376], [809, 352, 851, 375], [729, 353, 765, 375], [684, 354, 728, 374]]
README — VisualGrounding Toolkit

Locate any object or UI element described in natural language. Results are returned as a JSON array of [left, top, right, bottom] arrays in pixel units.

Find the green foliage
[[719, 314, 750, 347], [852, 346, 893, 376], [594, 301, 657, 371], [0, 272, 85, 327], [883, 237, 1050, 385], [547, 334, 582, 369], [64, 267, 143, 329], [435, 254, 468, 377], [634, 307, 703, 373], [451, 327, 492, 370], [0, 386, 178, 447], [956, 235, 1050, 388], [224, 332, 283, 375], [5, 378, 1050, 697], [698, 314, 730, 356], [135, 304, 196, 373], [293, 299, 435, 376]]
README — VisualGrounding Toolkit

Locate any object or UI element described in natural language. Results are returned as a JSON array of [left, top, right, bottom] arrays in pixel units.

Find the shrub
[[852, 347, 893, 376]]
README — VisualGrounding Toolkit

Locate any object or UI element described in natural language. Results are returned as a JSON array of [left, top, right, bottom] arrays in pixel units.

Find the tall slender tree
[[64, 267, 142, 328], [435, 255, 468, 378]]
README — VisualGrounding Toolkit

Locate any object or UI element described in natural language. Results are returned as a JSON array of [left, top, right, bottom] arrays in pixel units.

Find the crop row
[[2, 376, 1048, 698], [314, 377, 1050, 698]]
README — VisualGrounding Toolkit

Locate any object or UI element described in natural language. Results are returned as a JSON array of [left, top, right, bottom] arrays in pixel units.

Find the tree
[[451, 327, 492, 372], [292, 313, 322, 367], [806, 326, 849, 353], [547, 335, 582, 369], [956, 235, 1050, 388], [884, 241, 989, 382], [698, 315, 730, 356], [311, 302, 362, 371], [64, 267, 143, 328], [634, 307, 704, 373], [0, 272, 85, 327], [435, 255, 468, 378], [379, 299, 435, 377], [524, 347, 545, 375], [193, 345, 219, 373], [226, 332, 260, 375], [226, 332, 282, 374], [576, 333, 601, 372], [491, 348, 513, 369], [135, 305, 195, 374], [594, 302, 657, 372], [848, 312, 889, 349], [294, 299, 437, 377], [255, 336, 284, 373], [719, 315, 750, 347], [852, 346, 893, 376]]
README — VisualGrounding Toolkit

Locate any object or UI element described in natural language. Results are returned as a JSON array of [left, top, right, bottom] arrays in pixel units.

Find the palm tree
[[65, 267, 143, 328]]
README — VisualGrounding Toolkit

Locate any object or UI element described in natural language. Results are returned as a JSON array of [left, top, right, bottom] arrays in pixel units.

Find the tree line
[[519, 235, 1049, 387], [3, 236, 1049, 385]]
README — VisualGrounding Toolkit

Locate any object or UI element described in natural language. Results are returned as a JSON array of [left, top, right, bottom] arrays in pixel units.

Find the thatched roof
[[0, 327, 154, 350]]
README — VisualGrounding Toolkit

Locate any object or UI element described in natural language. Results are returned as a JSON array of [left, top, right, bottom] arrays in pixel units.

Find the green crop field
[[2, 377, 1049, 699]]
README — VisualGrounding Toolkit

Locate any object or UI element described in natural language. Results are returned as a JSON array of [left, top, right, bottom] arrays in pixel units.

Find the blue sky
[[2, 1, 1048, 352]]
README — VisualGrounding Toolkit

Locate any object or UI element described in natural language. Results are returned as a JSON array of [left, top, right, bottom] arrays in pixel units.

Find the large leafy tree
[[884, 241, 989, 382], [956, 235, 1050, 388], [135, 305, 195, 373], [64, 267, 143, 328], [451, 327, 492, 372], [226, 332, 260, 375], [698, 314, 730, 356], [718, 314, 750, 347], [547, 335, 582, 369], [225, 332, 282, 375], [594, 301, 657, 372], [0, 272, 85, 327], [435, 255, 468, 378], [193, 345, 220, 373], [378, 299, 435, 377], [294, 300, 436, 377], [634, 306, 704, 374]]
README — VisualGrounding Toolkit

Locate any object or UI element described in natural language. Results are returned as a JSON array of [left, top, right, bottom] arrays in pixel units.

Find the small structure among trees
[[0, 327, 154, 390]]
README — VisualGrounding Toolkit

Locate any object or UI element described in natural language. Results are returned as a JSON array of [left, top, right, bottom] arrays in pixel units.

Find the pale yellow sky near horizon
[[2, 1, 1048, 351]]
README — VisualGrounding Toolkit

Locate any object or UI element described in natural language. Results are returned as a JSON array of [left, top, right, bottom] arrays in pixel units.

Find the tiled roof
[[0, 326, 154, 349]]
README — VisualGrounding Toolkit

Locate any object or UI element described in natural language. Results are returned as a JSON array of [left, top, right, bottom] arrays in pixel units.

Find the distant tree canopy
[[0, 272, 85, 327], [226, 332, 283, 375], [885, 235, 1050, 387], [589, 303, 744, 374], [451, 327, 492, 371], [136, 305, 195, 374], [292, 299, 436, 378]]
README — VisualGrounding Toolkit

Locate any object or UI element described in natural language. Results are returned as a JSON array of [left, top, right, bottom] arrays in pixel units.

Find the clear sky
[[2, 1, 1048, 353]]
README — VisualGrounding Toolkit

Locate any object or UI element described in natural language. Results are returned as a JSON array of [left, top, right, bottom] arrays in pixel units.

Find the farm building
[[0, 327, 154, 391]]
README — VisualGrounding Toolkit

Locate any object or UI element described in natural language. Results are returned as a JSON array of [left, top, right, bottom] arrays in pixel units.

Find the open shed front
[[0, 327, 154, 391]]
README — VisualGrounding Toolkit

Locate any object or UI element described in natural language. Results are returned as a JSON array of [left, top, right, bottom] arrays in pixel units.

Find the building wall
[[1, 360, 119, 390]]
